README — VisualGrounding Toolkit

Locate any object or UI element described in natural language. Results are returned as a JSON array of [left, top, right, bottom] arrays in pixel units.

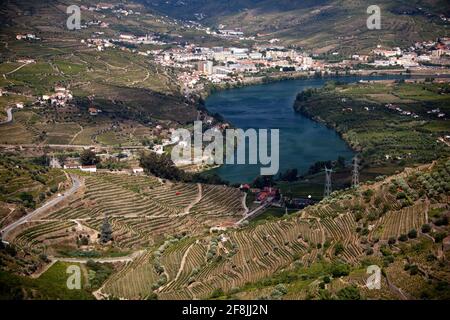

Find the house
[[49, 157, 61, 169], [210, 226, 227, 233], [63, 160, 80, 169], [55, 86, 66, 92], [132, 167, 144, 174], [79, 165, 97, 173], [153, 144, 164, 155], [16, 103, 24, 109], [88, 107, 102, 116]]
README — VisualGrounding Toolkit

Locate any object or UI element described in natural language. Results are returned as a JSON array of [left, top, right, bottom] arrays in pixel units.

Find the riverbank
[[198, 67, 450, 100], [196, 71, 450, 184], [293, 79, 450, 181], [204, 76, 359, 184]]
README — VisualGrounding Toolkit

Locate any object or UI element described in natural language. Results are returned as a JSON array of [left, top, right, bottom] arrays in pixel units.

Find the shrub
[[210, 288, 224, 299], [408, 229, 417, 239], [398, 234, 408, 242], [331, 263, 350, 277], [433, 232, 447, 243], [146, 293, 158, 300], [435, 216, 449, 226], [421, 224, 431, 233], [336, 286, 361, 300], [274, 284, 288, 295], [334, 243, 345, 256]]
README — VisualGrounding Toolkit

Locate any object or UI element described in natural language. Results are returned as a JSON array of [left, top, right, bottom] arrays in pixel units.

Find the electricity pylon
[[324, 167, 333, 198], [352, 156, 360, 188]]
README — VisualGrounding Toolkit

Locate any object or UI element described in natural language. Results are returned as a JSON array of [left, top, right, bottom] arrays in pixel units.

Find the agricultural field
[[295, 81, 450, 178], [1, 0, 450, 303], [0, 261, 94, 300], [1, 155, 449, 300], [6, 172, 246, 254], [6, 157, 446, 300], [0, 154, 67, 228], [0, 0, 204, 147], [149, 0, 450, 54]]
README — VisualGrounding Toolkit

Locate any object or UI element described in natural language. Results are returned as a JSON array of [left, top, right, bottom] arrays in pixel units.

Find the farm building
[[79, 165, 97, 173]]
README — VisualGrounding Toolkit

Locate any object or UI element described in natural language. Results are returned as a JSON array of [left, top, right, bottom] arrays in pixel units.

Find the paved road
[[50, 250, 146, 264], [236, 202, 272, 225], [0, 108, 13, 124], [0, 143, 147, 150], [5, 62, 33, 76], [0, 174, 82, 240]]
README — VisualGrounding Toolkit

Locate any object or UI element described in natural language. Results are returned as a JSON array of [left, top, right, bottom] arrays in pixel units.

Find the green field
[[0, 262, 93, 300], [294, 81, 450, 178]]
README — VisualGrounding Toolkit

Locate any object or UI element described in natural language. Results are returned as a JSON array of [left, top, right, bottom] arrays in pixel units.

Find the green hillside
[[146, 0, 450, 53]]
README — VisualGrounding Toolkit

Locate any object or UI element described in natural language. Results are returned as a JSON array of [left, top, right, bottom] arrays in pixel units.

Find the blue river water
[[205, 75, 408, 184]]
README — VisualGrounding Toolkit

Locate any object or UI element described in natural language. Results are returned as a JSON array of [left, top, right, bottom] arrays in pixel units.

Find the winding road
[[0, 174, 82, 240], [50, 250, 146, 264], [235, 201, 272, 226], [0, 108, 13, 124]]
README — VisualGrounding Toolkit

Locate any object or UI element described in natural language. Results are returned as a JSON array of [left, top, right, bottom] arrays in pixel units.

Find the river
[[205, 75, 409, 184]]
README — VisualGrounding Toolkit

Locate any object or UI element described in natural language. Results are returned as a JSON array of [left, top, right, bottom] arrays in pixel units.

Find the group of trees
[[80, 150, 100, 166], [307, 156, 347, 176], [277, 168, 299, 182], [139, 152, 228, 185]]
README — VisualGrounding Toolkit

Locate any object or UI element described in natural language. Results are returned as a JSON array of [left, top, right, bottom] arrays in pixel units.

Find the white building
[[79, 165, 97, 173], [132, 167, 144, 174]]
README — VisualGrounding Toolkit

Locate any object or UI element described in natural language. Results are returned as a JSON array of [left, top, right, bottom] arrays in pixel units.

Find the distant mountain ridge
[[144, 0, 450, 52]]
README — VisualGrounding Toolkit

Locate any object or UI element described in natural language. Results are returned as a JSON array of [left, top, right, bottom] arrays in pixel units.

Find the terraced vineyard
[[5, 158, 450, 300], [10, 172, 246, 250], [373, 202, 428, 240], [0, 154, 67, 228], [95, 159, 450, 300]]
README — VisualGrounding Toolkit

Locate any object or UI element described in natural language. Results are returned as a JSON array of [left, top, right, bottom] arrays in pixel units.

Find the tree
[[334, 243, 345, 256], [279, 169, 298, 182], [421, 224, 431, 233], [408, 229, 417, 239], [100, 216, 113, 244], [140, 152, 183, 181], [337, 285, 361, 300], [331, 263, 350, 277], [80, 149, 99, 166]]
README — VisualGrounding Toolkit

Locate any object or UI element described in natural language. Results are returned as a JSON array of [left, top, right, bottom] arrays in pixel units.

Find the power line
[[324, 167, 332, 198], [352, 156, 360, 188]]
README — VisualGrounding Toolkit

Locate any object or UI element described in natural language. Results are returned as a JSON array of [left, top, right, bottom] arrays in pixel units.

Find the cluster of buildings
[[39, 86, 73, 108], [81, 3, 140, 16], [82, 33, 166, 52], [152, 44, 321, 90], [385, 103, 420, 119], [15, 34, 40, 41], [427, 108, 446, 119], [371, 38, 450, 68]]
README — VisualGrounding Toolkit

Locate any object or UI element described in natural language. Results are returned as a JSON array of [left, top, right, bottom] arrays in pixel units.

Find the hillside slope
[[146, 0, 450, 53], [0, 0, 200, 125]]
